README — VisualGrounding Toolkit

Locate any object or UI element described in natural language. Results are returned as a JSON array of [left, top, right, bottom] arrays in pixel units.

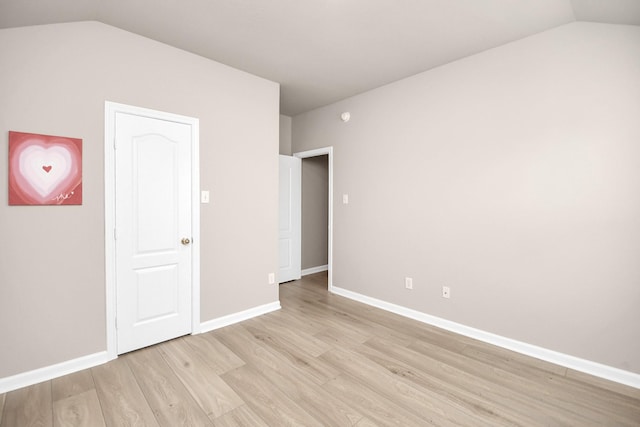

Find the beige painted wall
[[0, 21, 279, 378], [279, 115, 292, 155], [301, 155, 328, 270], [292, 22, 640, 374]]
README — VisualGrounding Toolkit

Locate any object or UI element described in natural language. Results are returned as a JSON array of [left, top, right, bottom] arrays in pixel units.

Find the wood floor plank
[[324, 295, 474, 353], [221, 365, 324, 427], [313, 326, 367, 350], [279, 298, 372, 345], [293, 388, 365, 426], [408, 338, 637, 425], [314, 293, 473, 354], [354, 416, 381, 427], [322, 373, 435, 427], [125, 347, 213, 426], [211, 405, 269, 427], [53, 389, 105, 427], [463, 341, 640, 423], [212, 324, 290, 371], [220, 327, 366, 426], [467, 346, 640, 422], [461, 342, 567, 377], [184, 333, 245, 375], [321, 346, 499, 426], [158, 338, 244, 419], [216, 324, 367, 426], [92, 357, 160, 427], [565, 368, 640, 400], [52, 370, 96, 402], [295, 297, 416, 348], [238, 323, 340, 384], [267, 306, 326, 336], [359, 337, 546, 426], [388, 339, 640, 425], [245, 314, 332, 357], [214, 324, 342, 399], [0, 381, 52, 427]]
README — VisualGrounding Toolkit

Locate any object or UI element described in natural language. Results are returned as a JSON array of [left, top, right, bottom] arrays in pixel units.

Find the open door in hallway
[[278, 155, 301, 283]]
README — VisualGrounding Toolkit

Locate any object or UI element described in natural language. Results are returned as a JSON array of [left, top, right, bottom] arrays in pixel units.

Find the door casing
[[104, 101, 201, 360]]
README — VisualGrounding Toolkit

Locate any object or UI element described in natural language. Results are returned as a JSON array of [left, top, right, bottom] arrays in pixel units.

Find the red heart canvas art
[[8, 131, 83, 205]]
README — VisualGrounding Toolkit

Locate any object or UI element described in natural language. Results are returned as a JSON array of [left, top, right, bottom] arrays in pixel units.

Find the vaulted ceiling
[[1, 0, 639, 115]]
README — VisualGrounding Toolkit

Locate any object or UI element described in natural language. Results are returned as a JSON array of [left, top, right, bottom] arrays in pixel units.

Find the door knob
[[181, 238, 191, 245]]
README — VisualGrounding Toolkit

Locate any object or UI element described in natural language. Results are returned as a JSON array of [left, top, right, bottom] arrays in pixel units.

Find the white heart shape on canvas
[[18, 145, 73, 197]]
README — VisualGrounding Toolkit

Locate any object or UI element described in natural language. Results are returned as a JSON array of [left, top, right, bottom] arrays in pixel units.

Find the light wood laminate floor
[[1, 272, 639, 426]]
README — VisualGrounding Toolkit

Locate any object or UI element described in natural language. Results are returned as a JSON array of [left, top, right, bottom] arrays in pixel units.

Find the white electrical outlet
[[268, 273, 276, 285], [405, 277, 413, 290], [442, 286, 450, 298]]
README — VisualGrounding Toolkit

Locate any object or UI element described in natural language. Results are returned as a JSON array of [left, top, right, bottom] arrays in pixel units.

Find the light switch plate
[[201, 190, 210, 203], [343, 194, 349, 204]]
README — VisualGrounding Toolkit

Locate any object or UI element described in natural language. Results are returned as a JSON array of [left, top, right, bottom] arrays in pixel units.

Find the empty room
[[1, 1, 639, 426]]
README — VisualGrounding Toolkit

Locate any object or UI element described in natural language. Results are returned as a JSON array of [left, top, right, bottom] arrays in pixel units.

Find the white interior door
[[279, 155, 301, 283], [115, 111, 193, 354]]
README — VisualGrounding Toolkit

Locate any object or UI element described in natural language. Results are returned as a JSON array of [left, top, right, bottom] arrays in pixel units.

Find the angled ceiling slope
[[1, 0, 639, 115]]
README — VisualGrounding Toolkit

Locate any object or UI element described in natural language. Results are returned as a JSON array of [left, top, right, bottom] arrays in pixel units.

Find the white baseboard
[[0, 351, 111, 394], [301, 264, 328, 276], [199, 301, 281, 333], [331, 286, 640, 390]]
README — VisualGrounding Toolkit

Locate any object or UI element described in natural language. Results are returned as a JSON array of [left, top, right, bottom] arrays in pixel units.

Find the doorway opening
[[294, 147, 333, 292]]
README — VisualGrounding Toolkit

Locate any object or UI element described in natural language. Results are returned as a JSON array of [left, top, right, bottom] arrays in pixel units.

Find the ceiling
[[1, 0, 639, 116]]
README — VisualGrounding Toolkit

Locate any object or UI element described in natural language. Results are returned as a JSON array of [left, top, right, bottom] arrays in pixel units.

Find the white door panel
[[279, 155, 301, 283], [115, 112, 193, 354]]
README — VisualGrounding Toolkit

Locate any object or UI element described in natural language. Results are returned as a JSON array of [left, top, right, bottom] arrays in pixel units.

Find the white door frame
[[293, 147, 333, 292], [104, 101, 201, 360]]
